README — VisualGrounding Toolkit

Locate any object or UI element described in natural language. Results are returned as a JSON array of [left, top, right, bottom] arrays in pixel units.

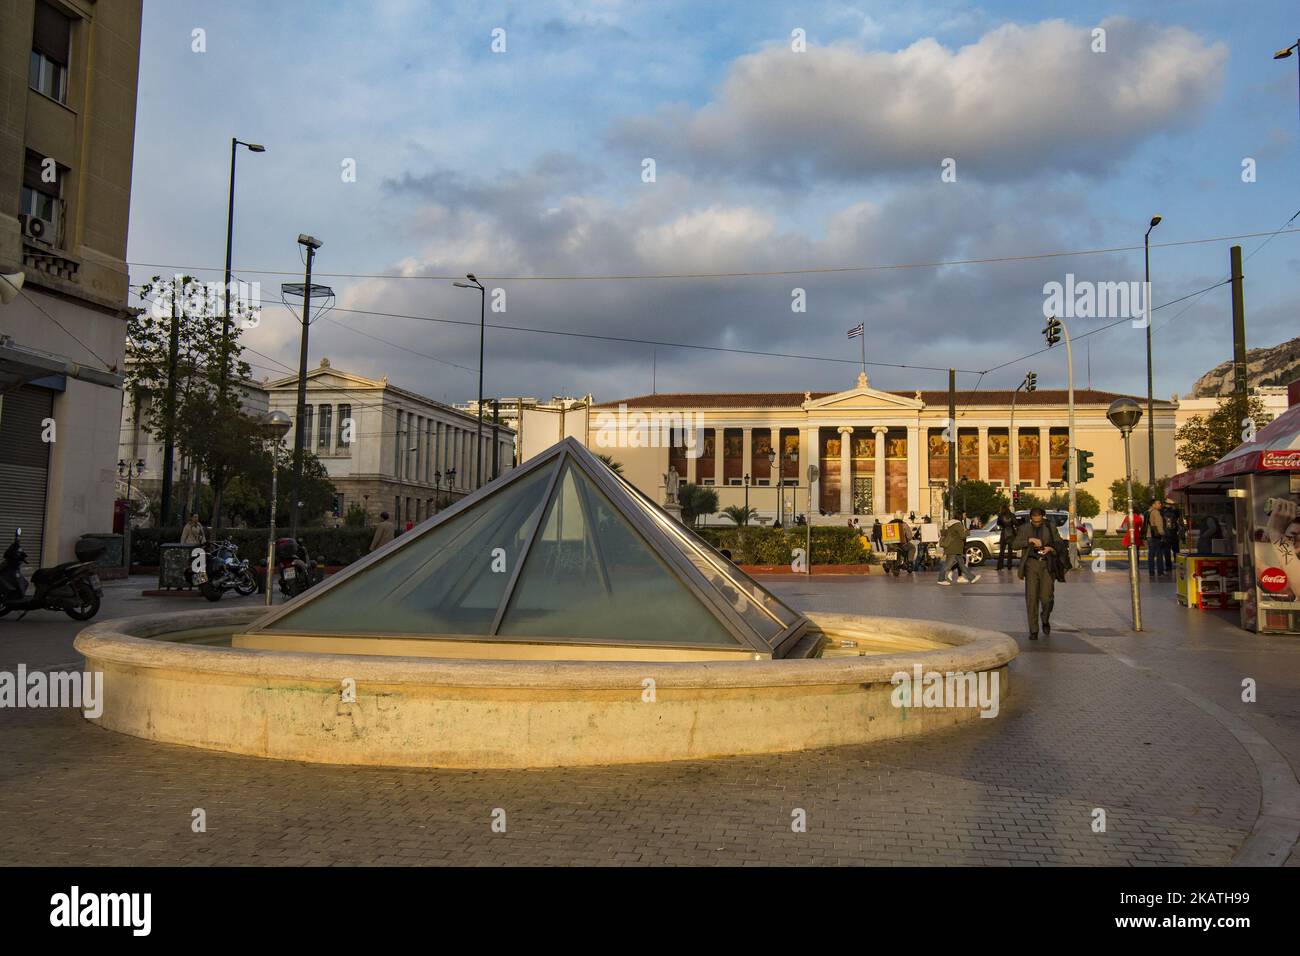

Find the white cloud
[[613, 17, 1226, 183]]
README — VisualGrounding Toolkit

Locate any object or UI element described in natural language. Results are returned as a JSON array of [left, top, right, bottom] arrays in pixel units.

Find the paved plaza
[[1, 567, 1297, 866]]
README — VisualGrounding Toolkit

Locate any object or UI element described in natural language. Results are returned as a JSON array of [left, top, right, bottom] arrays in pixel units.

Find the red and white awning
[[1169, 403, 1300, 490]]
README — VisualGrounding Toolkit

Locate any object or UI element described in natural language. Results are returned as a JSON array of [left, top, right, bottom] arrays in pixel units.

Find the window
[[336, 404, 352, 448], [29, 2, 71, 104], [318, 404, 332, 450], [20, 149, 64, 247]]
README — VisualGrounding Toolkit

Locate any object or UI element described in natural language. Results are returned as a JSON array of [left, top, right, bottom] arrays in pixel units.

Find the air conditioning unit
[[18, 213, 55, 246]]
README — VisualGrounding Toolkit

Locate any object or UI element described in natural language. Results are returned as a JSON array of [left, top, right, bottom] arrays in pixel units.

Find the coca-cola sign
[[1261, 450, 1300, 470], [1259, 567, 1289, 592]]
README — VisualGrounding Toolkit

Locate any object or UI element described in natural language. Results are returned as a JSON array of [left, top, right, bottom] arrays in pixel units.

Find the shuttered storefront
[[0, 385, 54, 561]]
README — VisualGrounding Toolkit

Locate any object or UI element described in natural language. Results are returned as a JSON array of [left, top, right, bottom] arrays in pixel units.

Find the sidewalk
[[0, 568, 1295, 866]]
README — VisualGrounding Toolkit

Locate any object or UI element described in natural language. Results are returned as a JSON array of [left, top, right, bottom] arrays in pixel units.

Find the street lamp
[[221, 139, 266, 388], [0, 270, 24, 305], [283, 235, 331, 537], [1275, 39, 1300, 133], [258, 410, 292, 606], [743, 473, 751, 519], [453, 274, 486, 490], [117, 458, 144, 571], [1144, 214, 1162, 486], [1107, 397, 1144, 632], [434, 470, 442, 514], [1009, 370, 1036, 492]]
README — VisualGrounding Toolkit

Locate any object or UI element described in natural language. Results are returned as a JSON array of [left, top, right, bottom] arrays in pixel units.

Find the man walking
[[937, 512, 980, 586], [1012, 507, 1061, 640], [994, 505, 1019, 571], [369, 511, 395, 553]]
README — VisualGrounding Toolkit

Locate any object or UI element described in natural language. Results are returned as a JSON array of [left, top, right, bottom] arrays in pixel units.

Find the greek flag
[[847, 323, 864, 338]]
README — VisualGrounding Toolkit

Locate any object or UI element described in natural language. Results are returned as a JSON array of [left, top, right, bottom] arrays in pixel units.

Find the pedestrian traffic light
[[1012, 487, 1020, 507], [1042, 317, 1062, 347], [1077, 449, 1094, 481], [1024, 371, 1037, 392]]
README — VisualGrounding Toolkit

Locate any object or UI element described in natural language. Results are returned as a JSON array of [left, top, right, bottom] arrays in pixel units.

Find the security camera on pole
[[1042, 316, 1079, 568]]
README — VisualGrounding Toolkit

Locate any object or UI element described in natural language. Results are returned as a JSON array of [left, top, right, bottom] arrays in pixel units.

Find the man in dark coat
[[994, 506, 1019, 571], [1012, 507, 1062, 640]]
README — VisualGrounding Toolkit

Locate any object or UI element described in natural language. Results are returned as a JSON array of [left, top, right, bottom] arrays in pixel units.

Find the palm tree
[[596, 454, 624, 475], [722, 505, 758, 527]]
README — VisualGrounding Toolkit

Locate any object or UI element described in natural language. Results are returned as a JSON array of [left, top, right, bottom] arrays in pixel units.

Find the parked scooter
[[274, 537, 322, 598], [198, 539, 258, 602], [0, 529, 104, 621]]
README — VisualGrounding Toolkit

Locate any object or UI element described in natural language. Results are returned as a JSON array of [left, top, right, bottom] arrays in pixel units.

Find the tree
[[1044, 489, 1101, 519], [595, 454, 624, 475], [343, 503, 368, 528], [221, 444, 336, 528], [1109, 476, 1168, 516], [944, 479, 1008, 523], [722, 505, 758, 526], [677, 484, 719, 527], [126, 275, 260, 527], [1175, 394, 1273, 470]]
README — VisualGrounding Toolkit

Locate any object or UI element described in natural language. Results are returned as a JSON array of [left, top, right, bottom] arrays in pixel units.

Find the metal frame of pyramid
[[244, 437, 812, 657]]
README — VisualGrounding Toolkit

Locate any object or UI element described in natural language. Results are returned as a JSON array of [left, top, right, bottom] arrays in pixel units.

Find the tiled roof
[[594, 389, 1165, 409]]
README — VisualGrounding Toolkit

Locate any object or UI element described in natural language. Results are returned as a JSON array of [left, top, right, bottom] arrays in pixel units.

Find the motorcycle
[[198, 539, 258, 602], [0, 528, 104, 621], [275, 537, 322, 598]]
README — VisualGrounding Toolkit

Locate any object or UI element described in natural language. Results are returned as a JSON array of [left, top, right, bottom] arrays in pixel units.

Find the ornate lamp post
[[258, 410, 292, 606], [1107, 397, 1144, 632], [767, 450, 779, 525], [743, 472, 750, 520], [116, 458, 144, 571]]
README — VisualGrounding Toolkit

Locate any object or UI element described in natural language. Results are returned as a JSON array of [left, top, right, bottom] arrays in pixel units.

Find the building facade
[[265, 360, 516, 527], [460, 394, 592, 464], [0, 0, 143, 563], [583, 373, 1179, 528]]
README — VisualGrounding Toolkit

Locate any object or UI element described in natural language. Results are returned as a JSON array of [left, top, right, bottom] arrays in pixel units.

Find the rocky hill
[[1190, 336, 1300, 397]]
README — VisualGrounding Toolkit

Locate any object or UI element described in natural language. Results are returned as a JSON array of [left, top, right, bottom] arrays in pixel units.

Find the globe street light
[[1107, 397, 1144, 632], [259, 410, 292, 606]]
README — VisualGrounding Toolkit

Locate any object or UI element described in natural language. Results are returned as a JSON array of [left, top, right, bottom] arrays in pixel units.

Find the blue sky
[[127, 1, 1300, 405]]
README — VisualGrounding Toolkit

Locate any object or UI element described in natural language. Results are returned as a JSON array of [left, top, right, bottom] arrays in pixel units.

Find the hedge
[[694, 526, 875, 565], [131, 526, 375, 568]]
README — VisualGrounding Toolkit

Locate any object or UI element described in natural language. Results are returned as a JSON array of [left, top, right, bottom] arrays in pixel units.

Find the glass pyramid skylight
[[245, 438, 810, 657]]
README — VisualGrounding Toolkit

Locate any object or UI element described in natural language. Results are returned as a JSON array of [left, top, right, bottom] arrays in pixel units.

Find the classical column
[[713, 425, 724, 486], [906, 423, 922, 515], [1039, 426, 1051, 487], [978, 425, 989, 482], [802, 426, 819, 517], [837, 426, 854, 514], [872, 426, 888, 516]]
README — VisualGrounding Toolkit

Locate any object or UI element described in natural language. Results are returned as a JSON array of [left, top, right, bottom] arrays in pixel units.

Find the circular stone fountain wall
[[74, 608, 1017, 769]]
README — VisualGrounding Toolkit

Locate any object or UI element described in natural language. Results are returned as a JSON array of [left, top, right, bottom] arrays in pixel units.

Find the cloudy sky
[[126, 0, 1300, 406]]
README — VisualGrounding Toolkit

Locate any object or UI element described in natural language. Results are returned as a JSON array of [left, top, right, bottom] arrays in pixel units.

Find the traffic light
[[1077, 449, 1094, 481], [1024, 371, 1037, 392], [1043, 317, 1062, 346], [1060, 455, 1069, 482], [1012, 487, 1020, 507]]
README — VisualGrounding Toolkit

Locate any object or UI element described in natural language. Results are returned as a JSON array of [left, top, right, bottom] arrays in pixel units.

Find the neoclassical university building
[[586, 373, 1179, 526]]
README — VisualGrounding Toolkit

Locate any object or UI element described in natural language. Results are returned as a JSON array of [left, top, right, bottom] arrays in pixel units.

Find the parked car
[[963, 510, 1093, 567]]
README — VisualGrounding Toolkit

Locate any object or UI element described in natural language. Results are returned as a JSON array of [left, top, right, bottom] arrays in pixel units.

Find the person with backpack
[[936, 513, 980, 586], [1012, 507, 1064, 640]]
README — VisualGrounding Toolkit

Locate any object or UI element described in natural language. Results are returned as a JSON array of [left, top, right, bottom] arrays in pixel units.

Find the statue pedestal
[[662, 500, 684, 523]]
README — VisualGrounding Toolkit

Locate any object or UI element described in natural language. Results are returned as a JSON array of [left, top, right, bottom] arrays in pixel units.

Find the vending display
[[1239, 473, 1300, 635]]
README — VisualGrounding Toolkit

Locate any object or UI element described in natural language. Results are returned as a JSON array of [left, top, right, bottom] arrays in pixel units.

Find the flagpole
[[860, 332, 866, 377]]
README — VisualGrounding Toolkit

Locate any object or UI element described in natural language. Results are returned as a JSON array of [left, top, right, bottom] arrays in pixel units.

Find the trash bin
[[78, 533, 125, 580], [159, 542, 197, 590]]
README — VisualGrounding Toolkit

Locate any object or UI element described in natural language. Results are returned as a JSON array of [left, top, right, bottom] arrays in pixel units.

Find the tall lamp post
[[453, 274, 487, 489], [220, 139, 265, 388], [1009, 371, 1036, 493], [284, 235, 331, 537], [1275, 40, 1300, 132], [117, 458, 144, 571], [1107, 398, 1143, 632], [258, 410, 292, 606], [1143, 214, 1162, 485]]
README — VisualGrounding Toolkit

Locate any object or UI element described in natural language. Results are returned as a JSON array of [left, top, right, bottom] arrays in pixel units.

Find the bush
[[694, 526, 869, 565], [131, 526, 376, 568]]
